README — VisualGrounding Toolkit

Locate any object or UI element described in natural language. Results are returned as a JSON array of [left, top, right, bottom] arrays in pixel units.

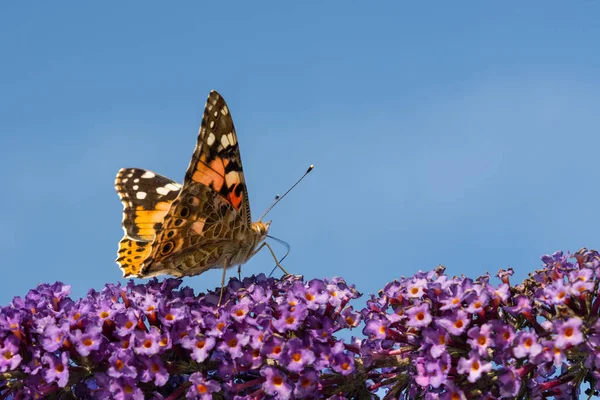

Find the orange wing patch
[[116, 238, 152, 277], [132, 201, 173, 241], [191, 157, 226, 192]]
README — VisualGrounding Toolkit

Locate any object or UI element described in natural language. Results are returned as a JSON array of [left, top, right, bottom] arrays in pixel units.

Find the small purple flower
[[406, 302, 432, 328], [72, 325, 103, 356], [498, 368, 521, 398], [513, 331, 542, 359], [282, 338, 316, 373], [262, 336, 286, 360], [140, 355, 169, 386], [339, 306, 362, 328], [406, 278, 428, 299], [543, 280, 569, 305], [261, 366, 293, 399], [41, 321, 70, 352], [457, 352, 492, 383], [96, 298, 118, 322], [67, 302, 92, 326], [229, 297, 252, 323], [332, 351, 355, 376], [415, 357, 445, 389], [554, 317, 583, 349], [107, 349, 137, 379], [303, 279, 329, 309], [363, 318, 389, 340], [439, 285, 465, 311], [436, 309, 470, 335], [294, 368, 319, 398], [541, 340, 566, 367], [158, 301, 186, 327], [187, 372, 221, 399], [134, 326, 162, 356], [273, 303, 308, 332], [217, 331, 249, 359], [422, 328, 449, 358], [465, 292, 489, 314], [114, 310, 139, 337], [181, 334, 216, 362], [109, 377, 144, 400], [42, 351, 69, 387], [467, 323, 493, 357], [441, 381, 467, 400]]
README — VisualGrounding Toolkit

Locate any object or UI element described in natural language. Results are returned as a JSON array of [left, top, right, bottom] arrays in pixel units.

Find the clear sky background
[[1, 2, 599, 308]]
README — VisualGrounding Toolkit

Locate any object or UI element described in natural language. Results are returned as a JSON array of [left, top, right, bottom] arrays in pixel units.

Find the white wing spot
[[121, 178, 128, 183], [127, 173, 133, 178], [165, 183, 181, 191], [213, 111, 218, 117], [133, 178, 140, 183], [210, 121, 215, 129], [228, 132, 236, 145], [136, 192, 147, 200], [221, 134, 230, 148], [141, 171, 156, 179], [133, 185, 139, 190], [207, 133, 216, 146], [156, 186, 169, 195], [221, 106, 229, 115]]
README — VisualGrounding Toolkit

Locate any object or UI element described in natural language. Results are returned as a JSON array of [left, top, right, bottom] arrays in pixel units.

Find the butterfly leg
[[218, 258, 230, 306], [237, 265, 242, 279], [253, 242, 290, 276]]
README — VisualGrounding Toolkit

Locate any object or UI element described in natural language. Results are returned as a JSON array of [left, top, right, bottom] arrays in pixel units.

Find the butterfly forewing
[[184, 91, 252, 227], [115, 168, 182, 277], [115, 168, 182, 241], [136, 91, 257, 278]]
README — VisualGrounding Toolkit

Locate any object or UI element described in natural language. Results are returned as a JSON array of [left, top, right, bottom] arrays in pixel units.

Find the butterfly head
[[251, 220, 271, 240]]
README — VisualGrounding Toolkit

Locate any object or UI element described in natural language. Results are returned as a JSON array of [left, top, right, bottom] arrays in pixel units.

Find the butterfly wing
[[115, 168, 182, 277], [139, 90, 253, 278], [115, 168, 182, 241]]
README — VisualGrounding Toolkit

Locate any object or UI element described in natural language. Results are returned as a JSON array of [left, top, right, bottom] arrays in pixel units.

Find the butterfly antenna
[[258, 165, 314, 221], [267, 235, 291, 277]]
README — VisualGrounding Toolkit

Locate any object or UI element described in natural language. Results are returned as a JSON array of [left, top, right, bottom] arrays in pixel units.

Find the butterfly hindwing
[[139, 91, 253, 277], [139, 184, 244, 277], [116, 238, 152, 278]]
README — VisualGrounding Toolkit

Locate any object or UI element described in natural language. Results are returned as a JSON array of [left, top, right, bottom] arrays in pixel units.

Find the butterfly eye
[[160, 242, 174, 255]]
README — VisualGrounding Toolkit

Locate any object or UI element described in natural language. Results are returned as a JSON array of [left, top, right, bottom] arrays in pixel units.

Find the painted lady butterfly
[[115, 90, 284, 283]]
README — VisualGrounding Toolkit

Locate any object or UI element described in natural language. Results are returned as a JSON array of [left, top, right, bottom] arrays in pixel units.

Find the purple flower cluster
[[360, 248, 600, 399], [0, 274, 362, 399], [3, 248, 600, 399]]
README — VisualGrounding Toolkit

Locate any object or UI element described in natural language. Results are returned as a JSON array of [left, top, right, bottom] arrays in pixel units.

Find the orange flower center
[[197, 384, 208, 394]]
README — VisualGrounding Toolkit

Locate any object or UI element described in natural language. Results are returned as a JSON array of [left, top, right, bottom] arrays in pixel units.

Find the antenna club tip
[[306, 165, 314, 173]]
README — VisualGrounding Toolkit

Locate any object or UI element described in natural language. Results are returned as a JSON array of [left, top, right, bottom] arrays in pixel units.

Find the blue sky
[[1, 2, 600, 307]]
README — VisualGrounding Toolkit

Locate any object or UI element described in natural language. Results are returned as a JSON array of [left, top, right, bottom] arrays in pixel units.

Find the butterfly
[[115, 90, 286, 285]]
